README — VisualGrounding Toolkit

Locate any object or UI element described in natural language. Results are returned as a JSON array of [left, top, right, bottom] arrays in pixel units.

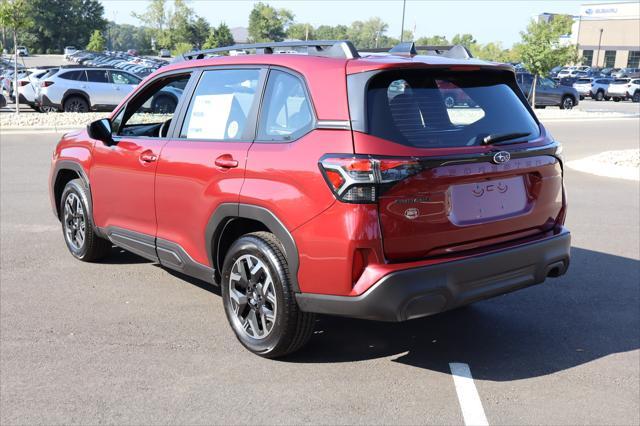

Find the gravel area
[[567, 149, 640, 181], [0, 112, 108, 129]]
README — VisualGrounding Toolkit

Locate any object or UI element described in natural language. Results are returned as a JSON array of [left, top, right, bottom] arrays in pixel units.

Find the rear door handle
[[140, 150, 158, 163], [214, 154, 239, 169]]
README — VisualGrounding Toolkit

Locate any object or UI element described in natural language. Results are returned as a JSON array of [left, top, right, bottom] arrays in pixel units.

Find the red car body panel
[[50, 48, 569, 313], [240, 130, 353, 232], [154, 140, 252, 266], [90, 136, 168, 237]]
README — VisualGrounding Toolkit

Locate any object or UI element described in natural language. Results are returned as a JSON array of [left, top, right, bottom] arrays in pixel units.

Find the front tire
[[60, 179, 111, 261], [221, 232, 315, 358], [633, 92, 640, 103], [595, 90, 604, 101]]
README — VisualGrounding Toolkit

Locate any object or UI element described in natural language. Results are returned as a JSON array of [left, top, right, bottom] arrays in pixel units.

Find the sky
[[100, 0, 590, 47]]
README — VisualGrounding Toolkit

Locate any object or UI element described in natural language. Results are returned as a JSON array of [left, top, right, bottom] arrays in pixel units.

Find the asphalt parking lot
[[1, 117, 638, 424]]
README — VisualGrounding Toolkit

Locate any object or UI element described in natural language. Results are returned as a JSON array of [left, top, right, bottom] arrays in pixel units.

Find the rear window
[[366, 69, 539, 148], [40, 68, 59, 79], [613, 79, 630, 84], [576, 78, 591, 83]]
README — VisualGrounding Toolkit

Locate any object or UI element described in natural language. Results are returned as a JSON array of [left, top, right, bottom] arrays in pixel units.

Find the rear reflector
[[319, 155, 421, 203]]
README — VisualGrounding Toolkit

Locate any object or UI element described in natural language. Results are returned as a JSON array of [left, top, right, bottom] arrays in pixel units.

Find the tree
[[519, 15, 575, 106], [109, 22, 151, 53], [203, 22, 234, 49], [451, 33, 477, 49], [348, 17, 388, 48], [170, 0, 194, 48], [132, 0, 171, 48], [286, 23, 314, 41], [189, 16, 210, 49], [248, 2, 293, 42], [27, 0, 105, 53], [415, 35, 449, 46], [314, 24, 348, 41], [86, 30, 105, 51], [0, 0, 32, 114]]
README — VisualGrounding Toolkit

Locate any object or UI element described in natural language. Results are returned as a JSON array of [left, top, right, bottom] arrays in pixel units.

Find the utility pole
[[595, 28, 604, 67], [400, 0, 406, 42]]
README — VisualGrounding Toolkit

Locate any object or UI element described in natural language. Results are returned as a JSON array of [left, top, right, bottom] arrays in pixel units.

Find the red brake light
[[41, 81, 54, 87], [319, 156, 422, 203], [18, 80, 29, 86]]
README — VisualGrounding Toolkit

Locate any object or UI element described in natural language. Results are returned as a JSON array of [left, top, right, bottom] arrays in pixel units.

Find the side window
[[116, 73, 191, 138], [59, 70, 87, 81], [86, 69, 109, 83], [180, 69, 261, 140], [111, 71, 140, 85], [257, 70, 314, 141]]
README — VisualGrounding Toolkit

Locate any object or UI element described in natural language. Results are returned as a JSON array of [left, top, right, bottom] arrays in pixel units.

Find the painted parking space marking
[[449, 362, 489, 426]]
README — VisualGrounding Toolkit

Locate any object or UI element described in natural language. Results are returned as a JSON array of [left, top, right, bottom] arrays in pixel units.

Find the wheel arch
[[206, 203, 301, 292], [51, 161, 92, 221], [61, 89, 91, 110]]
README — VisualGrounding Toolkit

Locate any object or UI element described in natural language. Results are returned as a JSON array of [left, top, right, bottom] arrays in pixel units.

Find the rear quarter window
[[59, 70, 87, 81], [366, 69, 540, 148]]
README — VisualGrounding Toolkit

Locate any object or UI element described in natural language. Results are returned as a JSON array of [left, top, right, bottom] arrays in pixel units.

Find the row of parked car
[[573, 77, 640, 103], [65, 49, 169, 79], [0, 50, 172, 112]]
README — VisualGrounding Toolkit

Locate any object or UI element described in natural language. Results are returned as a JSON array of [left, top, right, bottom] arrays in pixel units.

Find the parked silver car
[[589, 78, 614, 101], [35, 67, 141, 112]]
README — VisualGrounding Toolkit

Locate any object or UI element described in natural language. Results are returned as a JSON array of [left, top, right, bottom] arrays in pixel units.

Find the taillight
[[40, 81, 54, 87], [18, 80, 29, 86], [319, 155, 422, 203]]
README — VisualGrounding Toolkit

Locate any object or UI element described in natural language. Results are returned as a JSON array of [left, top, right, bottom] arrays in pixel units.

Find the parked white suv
[[36, 67, 141, 112], [607, 78, 640, 102]]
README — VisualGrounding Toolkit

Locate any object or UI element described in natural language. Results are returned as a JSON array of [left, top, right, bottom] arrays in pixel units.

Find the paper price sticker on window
[[186, 94, 234, 139]]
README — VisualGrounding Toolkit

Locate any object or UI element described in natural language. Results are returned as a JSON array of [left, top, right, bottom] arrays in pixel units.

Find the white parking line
[[449, 362, 489, 426]]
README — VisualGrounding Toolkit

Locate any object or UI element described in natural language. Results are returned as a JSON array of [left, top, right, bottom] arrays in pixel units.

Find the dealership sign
[[580, 2, 640, 19]]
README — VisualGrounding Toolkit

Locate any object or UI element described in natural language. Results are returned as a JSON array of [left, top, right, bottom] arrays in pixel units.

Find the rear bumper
[[296, 229, 571, 321]]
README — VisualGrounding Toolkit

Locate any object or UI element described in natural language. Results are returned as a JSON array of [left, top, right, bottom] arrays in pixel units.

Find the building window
[[604, 50, 616, 68], [582, 50, 593, 66], [628, 51, 640, 68]]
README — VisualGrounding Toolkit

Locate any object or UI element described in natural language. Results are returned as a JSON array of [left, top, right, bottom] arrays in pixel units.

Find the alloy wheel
[[63, 192, 86, 251], [563, 98, 574, 109], [228, 254, 277, 340]]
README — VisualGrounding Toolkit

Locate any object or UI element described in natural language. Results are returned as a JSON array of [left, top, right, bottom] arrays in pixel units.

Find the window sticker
[[186, 94, 233, 139]]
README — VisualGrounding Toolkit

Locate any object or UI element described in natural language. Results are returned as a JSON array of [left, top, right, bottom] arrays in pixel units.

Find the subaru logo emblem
[[493, 151, 511, 164]]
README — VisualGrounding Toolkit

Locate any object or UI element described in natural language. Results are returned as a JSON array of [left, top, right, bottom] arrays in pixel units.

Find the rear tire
[[60, 179, 111, 261], [579, 95, 584, 100], [613, 97, 621, 102], [633, 92, 640, 103], [560, 96, 575, 109], [63, 96, 89, 112], [595, 90, 604, 101], [221, 232, 315, 358]]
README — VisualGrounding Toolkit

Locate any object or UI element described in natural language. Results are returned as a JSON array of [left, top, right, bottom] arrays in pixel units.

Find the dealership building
[[571, 2, 640, 68]]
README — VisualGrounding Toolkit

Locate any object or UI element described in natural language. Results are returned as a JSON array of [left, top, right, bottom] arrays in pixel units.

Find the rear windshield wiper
[[482, 132, 531, 145]]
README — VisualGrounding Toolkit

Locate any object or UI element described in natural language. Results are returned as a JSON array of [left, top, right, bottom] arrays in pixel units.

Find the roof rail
[[365, 42, 474, 60], [181, 40, 360, 61]]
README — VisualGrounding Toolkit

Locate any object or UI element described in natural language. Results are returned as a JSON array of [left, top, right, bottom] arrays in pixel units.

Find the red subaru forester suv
[[49, 41, 570, 357]]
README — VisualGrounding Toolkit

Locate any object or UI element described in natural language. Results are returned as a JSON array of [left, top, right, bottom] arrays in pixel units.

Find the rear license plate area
[[449, 176, 529, 225]]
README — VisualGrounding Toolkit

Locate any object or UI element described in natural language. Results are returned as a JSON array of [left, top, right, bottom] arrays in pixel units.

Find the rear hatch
[[608, 79, 630, 95], [346, 65, 564, 261]]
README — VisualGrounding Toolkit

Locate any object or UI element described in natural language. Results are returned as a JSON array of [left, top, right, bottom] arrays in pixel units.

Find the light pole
[[595, 28, 604, 67], [400, 0, 406, 42]]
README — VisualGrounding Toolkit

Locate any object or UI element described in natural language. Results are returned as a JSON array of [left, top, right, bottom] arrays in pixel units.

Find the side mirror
[[87, 118, 114, 146]]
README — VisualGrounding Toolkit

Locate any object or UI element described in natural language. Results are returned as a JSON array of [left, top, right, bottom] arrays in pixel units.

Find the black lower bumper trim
[[296, 229, 571, 321]]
